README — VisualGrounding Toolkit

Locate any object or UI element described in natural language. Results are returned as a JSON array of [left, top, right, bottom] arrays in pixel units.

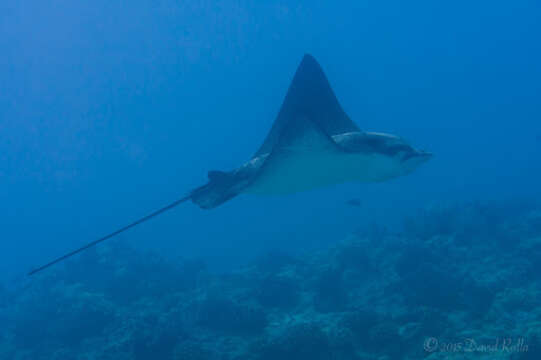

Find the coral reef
[[1, 200, 540, 359], [253, 322, 332, 360]]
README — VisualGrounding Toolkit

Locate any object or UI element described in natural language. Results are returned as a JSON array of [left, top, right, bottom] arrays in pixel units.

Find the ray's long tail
[[28, 194, 192, 276]]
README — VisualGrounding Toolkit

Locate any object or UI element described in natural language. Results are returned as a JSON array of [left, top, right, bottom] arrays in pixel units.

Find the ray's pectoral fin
[[246, 116, 345, 194], [27, 54, 366, 276], [253, 54, 359, 158], [207, 170, 230, 182], [271, 115, 343, 153]]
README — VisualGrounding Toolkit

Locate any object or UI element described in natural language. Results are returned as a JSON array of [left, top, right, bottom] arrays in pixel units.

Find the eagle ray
[[29, 54, 431, 275]]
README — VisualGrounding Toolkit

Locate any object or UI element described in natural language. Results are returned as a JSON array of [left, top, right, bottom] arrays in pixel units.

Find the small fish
[[346, 198, 362, 207]]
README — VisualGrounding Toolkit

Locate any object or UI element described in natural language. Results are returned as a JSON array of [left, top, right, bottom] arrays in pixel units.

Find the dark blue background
[[1, 0, 540, 280]]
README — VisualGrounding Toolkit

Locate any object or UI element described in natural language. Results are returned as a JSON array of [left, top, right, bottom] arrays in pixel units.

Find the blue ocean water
[[1, 1, 540, 359]]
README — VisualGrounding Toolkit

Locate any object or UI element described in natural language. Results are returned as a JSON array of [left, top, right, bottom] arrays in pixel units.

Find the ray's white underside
[[243, 144, 406, 195]]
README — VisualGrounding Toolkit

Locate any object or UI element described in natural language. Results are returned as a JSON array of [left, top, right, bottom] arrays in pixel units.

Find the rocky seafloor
[[1, 201, 541, 359]]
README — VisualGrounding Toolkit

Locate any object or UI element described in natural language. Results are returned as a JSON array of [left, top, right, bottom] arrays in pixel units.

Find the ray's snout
[[400, 148, 432, 175], [417, 150, 433, 160], [411, 149, 433, 163], [404, 148, 432, 161]]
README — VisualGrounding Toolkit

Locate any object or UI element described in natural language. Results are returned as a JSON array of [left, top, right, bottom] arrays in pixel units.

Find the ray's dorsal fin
[[254, 54, 359, 157]]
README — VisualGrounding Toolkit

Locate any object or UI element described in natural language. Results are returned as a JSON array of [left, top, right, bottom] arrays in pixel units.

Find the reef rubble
[[1, 201, 540, 359]]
